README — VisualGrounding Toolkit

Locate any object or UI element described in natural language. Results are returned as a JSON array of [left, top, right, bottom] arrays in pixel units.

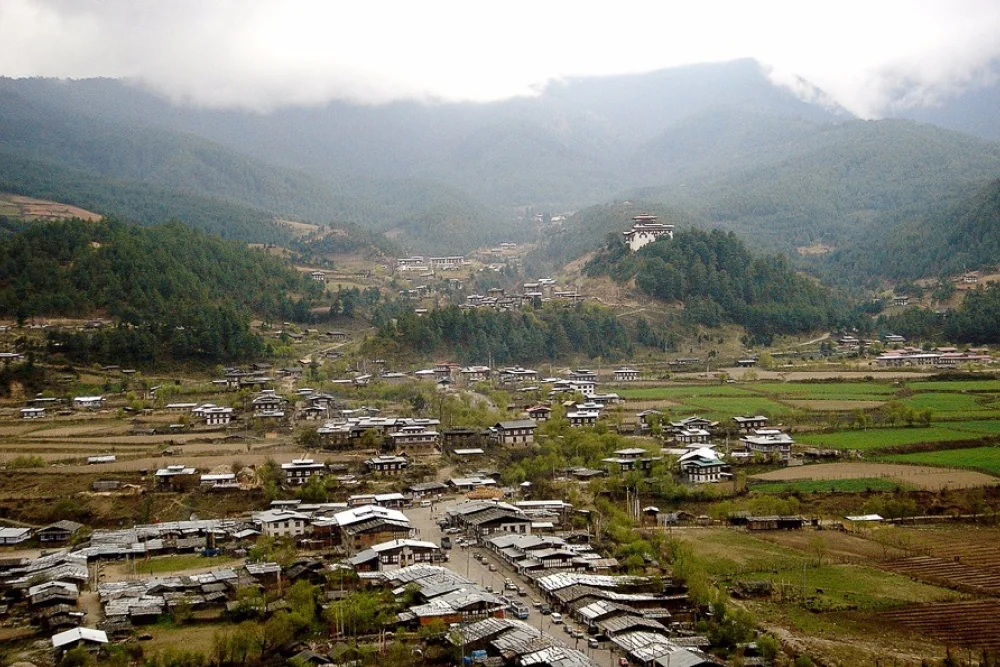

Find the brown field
[[750, 462, 1000, 490], [276, 218, 321, 236], [27, 449, 344, 473], [716, 368, 939, 382], [784, 399, 887, 411], [881, 600, 1000, 650], [877, 527, 1000, 596], [1, 194, 102, 221]]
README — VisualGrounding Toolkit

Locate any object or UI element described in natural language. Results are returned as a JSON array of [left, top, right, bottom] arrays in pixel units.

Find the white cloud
[[1, 0, 999, 116]]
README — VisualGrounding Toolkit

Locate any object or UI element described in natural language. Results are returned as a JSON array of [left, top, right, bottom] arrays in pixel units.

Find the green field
[[796, 426, 979, 451], [134, 554, 241, 574], [678, 529, 810, 576], [682, 396, 799, 418], [902, 392, 995, 413], [907, 380, 1000, 392], [736, 564, 961, 612], [749, 478, 913, 494], [883, 446, 1000, 477], [618, 385, 754, 400], [946, 420, 1000, 435], [747, 382, 898, 400]]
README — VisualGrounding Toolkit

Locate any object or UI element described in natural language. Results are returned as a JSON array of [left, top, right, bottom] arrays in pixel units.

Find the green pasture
[[749, 478, 912, 494], [907, 380, 1000, 392], [883, 446, 1000, 477], [747, 382, 898, 399], [677, 529, 809, 576], [618, 385, 754, 400], [796, 426, 979, 451], [736, 564, 961, 612], [902, 392, 995, 413]]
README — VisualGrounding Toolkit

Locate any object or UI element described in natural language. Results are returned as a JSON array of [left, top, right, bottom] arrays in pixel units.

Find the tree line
[[585, 228, 851, 344], [0, 218, 323, 364]]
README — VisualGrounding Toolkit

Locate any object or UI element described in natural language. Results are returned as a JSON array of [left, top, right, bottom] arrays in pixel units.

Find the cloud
[[1, 0, 999, 116]]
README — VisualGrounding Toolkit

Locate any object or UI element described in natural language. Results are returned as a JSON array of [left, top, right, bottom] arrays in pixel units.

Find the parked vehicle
[[550, 612, 563, 624], [540, 604, 551, 615], [440, 536, 452, 549], [488, 564, 497, 572], [419, 500, 432, 507], [517, 587, 527, 597], [588, 638, 600, 649]]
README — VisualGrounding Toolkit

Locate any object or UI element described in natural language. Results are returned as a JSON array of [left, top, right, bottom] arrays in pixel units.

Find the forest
[[820, 179, 1000, 285], [0, 218, 323, 364], [878, 284, 1000, 345], [363, 303, 673, 365], [585, 228, 851, 344]]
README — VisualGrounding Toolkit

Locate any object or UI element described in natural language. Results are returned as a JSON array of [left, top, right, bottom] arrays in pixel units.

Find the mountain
[[888, 63, 1000, 142], [818, 179, 1000, 285], [0, 218, 323, 364], [2, 59, 999, 260]]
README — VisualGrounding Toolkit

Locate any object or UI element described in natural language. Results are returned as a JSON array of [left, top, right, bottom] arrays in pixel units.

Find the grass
[[902, 392, 994, 413], [908, 380, 1000, 392], [883, 446, 1000, 477], [681, 396, 800, 418], [747, 382, 898, 399], [749, 478, 913, 494], [618, 385, 754, 399], [795, 426, 978, 451], [677, 528, 810, 576], [138, 554, 241, 575], [946, 419, 1000, 435], [737, 564, 961, 612]]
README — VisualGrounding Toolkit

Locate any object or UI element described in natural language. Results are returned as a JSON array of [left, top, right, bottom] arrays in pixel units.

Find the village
[[3, 217, 1000, 667]]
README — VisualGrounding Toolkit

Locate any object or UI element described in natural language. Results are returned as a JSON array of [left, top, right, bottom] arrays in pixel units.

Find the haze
[[1, 0, 999, 117]]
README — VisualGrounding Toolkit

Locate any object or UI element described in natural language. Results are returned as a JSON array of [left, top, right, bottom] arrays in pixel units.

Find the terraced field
[[881, 601, 1000, 651]]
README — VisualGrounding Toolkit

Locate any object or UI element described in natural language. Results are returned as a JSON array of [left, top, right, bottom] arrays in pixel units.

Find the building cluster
[[18, 394, 106, 419], [874, 346, 992, 368], [461, 278, 585, 310]]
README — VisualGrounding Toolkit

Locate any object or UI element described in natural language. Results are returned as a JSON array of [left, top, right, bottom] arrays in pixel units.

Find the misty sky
[[1, 0, 999, 117]]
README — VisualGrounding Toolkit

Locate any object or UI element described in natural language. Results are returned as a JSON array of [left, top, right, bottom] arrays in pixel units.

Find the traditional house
[[0, 527, 32, 545], [73, 396, 105, 409], [365, 454, 409, 475], [613, 367, 641, 382], [388, 425, 440, 454], [674, 428, 711, 445], [36, 521, 84, 544], [460, 365, 492, 384], [526, 405, 552, 422], [330, 505, 412, 555], [569, 369, 597, 383], [567, 410, 600, 427], [740, 430, 794, 462], [154, 465, 198, 491], [602, 448, 661, 473], [195, 405, 234, 426], [349, 539, 442, 572], [678, 449, 730, 484], [253, 509, 311, 539], [21, 407, 45, 419], [732, 415, 769, 432], [623, 214, 674, 251], [281, 459, 326, 486], [252, 390, 286, 417], [492, 420, 537, 446], [441, 427, 485, 449]]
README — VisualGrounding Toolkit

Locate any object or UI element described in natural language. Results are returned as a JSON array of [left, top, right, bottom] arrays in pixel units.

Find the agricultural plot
[[749, 477, 911, 494], [906, 380, 1000, 392], [617, 385, 755, 400], [882, 556, 1000, 596], [881, 600, 1000, 651], [883, 446, 1000, 477], [681, 396, 799, 418], [746, 382, 898, 401], [795, 426, 977, 451], [902, 392, 997, 413], [749, 462, 1000, 490], [675, 528, 811, 576], [783, 399, 886, 411], [755, 530, 910, 562], [735, 564, 961, 612]]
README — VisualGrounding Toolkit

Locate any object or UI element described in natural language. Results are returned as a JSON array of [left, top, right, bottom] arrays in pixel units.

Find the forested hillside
[[0, 219, 323, 364], [364, 304, 672, 365], [585, 229, 853, 344], [819, 179, 1000, 285], [878, 285, 1000, 345]]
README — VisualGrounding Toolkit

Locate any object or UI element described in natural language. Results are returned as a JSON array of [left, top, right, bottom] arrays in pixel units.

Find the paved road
[[408, 500, 618, 667]]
